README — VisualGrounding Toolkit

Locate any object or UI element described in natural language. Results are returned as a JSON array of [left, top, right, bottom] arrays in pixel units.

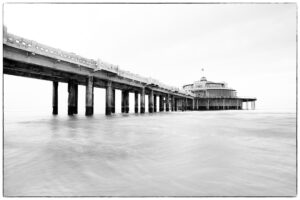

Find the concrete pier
[[105, 81, 113, 115], [68, 80, 77, 115], [166, 94, 170, 111], [159, 95, 164, 112], [149, 90, 154, 113], [122, 90, 129, 113], [3, 30, 256, 116], [112, 89, 115, 113], [154, 94, 157, 112], [85, 76, 94, 116], [52, 81, 58, 115], [174, 98, 178, 111], [134, 91, 139, 113], [140, 88, 145, 113]]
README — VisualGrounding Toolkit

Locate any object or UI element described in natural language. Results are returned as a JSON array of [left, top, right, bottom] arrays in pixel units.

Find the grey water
[[4, 110, 296, 196]]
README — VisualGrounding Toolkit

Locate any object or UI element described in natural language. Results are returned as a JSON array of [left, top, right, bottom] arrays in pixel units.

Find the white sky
[[3, 3, 297, 112]]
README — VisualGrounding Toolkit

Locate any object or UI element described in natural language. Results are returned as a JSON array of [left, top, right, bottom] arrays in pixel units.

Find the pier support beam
[[166, 94, 170, 111], [148, 90, 154, 113], [206, 99, 210, 110], [68, 80, 77, 115], [140, 88, 145, 113], [52, 81, 58, 115], [105, 81, 113, 115], [159, 95, 164, 112], [171, 96, 175, 111], [74, 84, 78, 114], [174, 98, 178, 111], [134, 91, 139, 113], [85, 76, 94, 116], [112, 89, 115, 113], [154, 94, 157, 112], [253, 101, 255, 110], [122, 90, 129, 113]]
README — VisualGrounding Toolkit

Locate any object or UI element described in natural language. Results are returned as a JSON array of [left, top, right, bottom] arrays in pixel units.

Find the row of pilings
[[52, 78, 195, 116], [52, 78, 255, 116]]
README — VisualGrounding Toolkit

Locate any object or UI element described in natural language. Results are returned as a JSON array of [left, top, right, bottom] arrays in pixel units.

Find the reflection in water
[[4, 111, 296, 196]]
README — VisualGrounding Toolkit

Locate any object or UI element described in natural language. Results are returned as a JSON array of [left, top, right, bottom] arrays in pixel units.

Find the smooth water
[[4, 110, 296, 196]]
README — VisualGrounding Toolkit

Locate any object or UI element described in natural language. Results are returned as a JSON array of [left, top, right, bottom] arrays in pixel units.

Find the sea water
[[3, 110, 296, 196]]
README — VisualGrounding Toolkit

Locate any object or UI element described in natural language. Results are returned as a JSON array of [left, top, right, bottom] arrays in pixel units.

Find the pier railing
[[3, 27, 194, 97]]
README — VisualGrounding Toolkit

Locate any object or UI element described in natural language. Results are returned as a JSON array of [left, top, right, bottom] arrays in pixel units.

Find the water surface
[[4, 110, 296, 196]]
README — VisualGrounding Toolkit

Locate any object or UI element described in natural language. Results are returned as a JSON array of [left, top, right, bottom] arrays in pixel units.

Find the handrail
[[3, 27, 193, 97]]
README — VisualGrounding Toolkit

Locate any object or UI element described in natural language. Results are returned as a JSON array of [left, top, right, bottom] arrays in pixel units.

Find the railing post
[[85, 76, 94, 116], [52, 81, 58, 115]]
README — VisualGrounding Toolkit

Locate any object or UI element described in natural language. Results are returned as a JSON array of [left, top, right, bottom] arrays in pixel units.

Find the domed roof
[[200, 76, 207, 81]]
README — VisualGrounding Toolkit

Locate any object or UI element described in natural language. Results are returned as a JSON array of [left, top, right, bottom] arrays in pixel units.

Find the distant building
[[182, 77, 256, 110]]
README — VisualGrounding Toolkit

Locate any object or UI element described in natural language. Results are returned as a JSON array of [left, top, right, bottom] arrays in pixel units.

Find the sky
[[2, 3, 297, 114]]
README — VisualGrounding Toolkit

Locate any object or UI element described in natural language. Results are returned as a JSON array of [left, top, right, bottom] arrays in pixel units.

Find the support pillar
[[134, 91, 139, 113], [74, 84, 78, 114], [52, 81, 58, 115], [192, 99, 195, 111], [154, 94, 157, 112], [85, 76, 94, 116], [105, 81, 113, 115], [112, 89, 115, 113], [148, 90, 154, 113], [140, 88, 145, 113], [159, 95, 164, 112], [246, 100, 248, 110], [174, 98, 178, 111], [166, 94, 170, 111], [122, 90, 129, 113], [206, 99, 210, 110], [253, 101, 255, 110], [171, 96, 175, 111], [68, 80, 77, 115]]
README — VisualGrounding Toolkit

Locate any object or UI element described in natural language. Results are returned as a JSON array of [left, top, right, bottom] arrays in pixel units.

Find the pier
[[3, 27, 256, 116]]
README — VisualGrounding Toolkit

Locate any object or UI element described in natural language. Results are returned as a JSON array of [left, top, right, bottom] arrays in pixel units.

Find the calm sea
[[3, 110, 297, 196]]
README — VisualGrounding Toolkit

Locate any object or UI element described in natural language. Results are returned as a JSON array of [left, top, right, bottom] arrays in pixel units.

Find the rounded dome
[[200, 77, 207, 81]]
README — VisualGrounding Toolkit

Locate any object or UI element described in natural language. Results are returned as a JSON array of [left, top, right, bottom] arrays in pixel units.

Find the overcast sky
[[3, 3, 296, 113]]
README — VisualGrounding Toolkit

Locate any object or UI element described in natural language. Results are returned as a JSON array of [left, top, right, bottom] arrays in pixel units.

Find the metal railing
[[3, 27, 194, 97]]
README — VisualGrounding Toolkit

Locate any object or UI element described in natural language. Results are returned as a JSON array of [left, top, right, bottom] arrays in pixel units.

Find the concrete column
[[85, 76, 94, 116], [121, 90, 126, 113], [171, 96, 175, 111], [52, 81, 58, 115], [253, 101, 256, 110], [140, 88, 145, 113], [174, 98, 178, 111], [192, 99, 195, 110], [159, 95, 164, 112], [246, 100, 248, 110], [195, 99, 198, 111], [206, 99, 210, 110], [74, 84, 78, 114], [68, 80, 77, 115], [112, 89, 115, 113], [185, 98, 188, 111], [134, 91, 139, 113], [154, 94, 157, 112], [125, 91, 129, 113], [105, 81, 113, 115], [148, 90, 154, 113], [166, 94, 170, 111]]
